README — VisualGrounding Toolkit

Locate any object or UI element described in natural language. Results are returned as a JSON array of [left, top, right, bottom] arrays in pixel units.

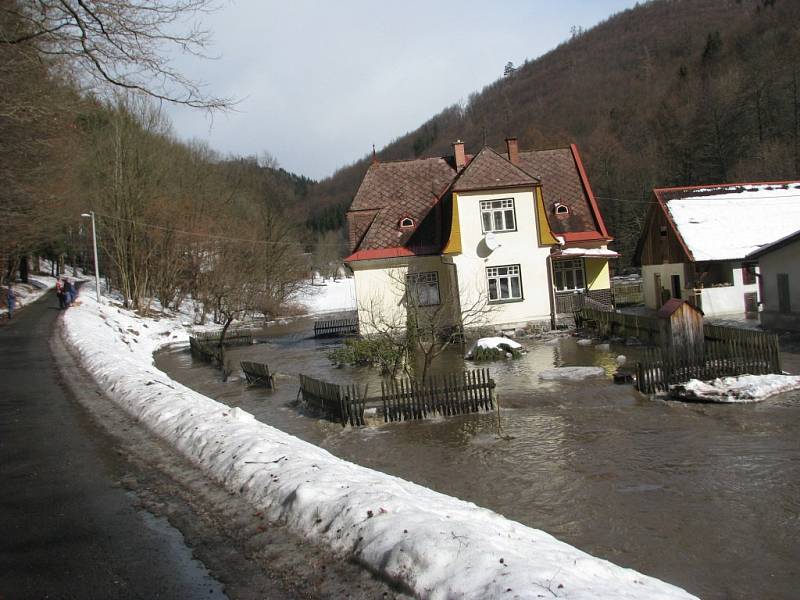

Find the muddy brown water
[[155, 318, 800, 600]]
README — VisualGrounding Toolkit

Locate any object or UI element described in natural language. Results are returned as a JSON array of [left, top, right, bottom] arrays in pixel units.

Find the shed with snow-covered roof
[[634, 181, 800, 317]]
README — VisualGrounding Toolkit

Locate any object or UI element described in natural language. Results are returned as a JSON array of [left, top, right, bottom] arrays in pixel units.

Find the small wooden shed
[[657, 298, 704, 363]]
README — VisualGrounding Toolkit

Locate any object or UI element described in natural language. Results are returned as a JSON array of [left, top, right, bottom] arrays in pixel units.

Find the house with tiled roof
[[345, 138, 617, 333], [634, 181, 800, 317]]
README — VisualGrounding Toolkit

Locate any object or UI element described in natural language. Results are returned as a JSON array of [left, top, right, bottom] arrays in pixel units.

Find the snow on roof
[[666, 184, 800, 261], [557, 247, 619, 258]]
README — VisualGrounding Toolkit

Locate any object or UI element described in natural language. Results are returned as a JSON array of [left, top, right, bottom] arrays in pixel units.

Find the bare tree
[[1, 0, 232, 109], [353, 267, 495, 381]]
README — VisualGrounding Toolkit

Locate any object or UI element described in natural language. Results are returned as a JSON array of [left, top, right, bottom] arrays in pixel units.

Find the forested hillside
[[308, 0, 800, 264]]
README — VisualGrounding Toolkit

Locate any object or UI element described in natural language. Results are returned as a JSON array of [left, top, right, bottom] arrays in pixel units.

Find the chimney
[[505, 137, 519, 165], [453, 140, 466, 170]]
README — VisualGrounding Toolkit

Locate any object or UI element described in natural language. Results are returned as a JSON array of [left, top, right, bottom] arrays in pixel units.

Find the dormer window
[[554, 203, 569, 215], [399, 217, 415, 229]]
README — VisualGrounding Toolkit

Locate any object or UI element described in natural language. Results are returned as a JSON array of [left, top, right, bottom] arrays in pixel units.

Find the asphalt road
[[0, 291, 226, 599]]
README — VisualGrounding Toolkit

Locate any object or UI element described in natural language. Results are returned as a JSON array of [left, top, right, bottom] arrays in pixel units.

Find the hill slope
[[308, 0, 800, 263]]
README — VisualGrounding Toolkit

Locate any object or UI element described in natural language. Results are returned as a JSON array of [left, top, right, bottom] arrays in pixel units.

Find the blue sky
[[165, 1, 639, 180]]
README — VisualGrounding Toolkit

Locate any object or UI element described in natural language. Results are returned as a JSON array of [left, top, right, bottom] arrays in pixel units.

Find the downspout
[[547, 253, 557, 330]]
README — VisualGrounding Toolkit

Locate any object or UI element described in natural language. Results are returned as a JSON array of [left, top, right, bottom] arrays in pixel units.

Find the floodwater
[[155, 318, 800, 600]]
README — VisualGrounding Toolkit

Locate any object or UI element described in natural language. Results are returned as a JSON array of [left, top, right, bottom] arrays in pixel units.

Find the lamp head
[[81, 213, 91, 218]]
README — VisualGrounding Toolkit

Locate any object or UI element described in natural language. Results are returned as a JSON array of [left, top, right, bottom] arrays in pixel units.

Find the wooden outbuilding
[[657, 298, 704, 363]]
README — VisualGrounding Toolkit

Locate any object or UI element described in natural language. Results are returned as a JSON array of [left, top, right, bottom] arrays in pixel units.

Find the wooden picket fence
[[637, 338, 782, 394], [297, 368, 496, 426], [298, 374, 367, 426], [380, 369, 495, 423], [612, 280, 644, 306], [313, 318, 359, 338], [189, 336, 222, 363], [193, 329, 253, 346], [575, 307, 665, 344]]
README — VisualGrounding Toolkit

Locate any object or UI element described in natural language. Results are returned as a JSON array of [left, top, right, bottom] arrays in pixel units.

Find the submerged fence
[[313, 318, 359, 338], [189, 329, 254, 366], [298, 369, 496, 426], [380, 369, 495, 423], [575, 307, 783, 394], [636, 337, 782, 394], [298, 374, 367, 426]]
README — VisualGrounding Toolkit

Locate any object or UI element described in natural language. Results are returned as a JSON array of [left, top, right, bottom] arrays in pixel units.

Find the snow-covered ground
[[298, 276, 356, 315], [671, 374, 800, 403], [60, 282, 696, 599]]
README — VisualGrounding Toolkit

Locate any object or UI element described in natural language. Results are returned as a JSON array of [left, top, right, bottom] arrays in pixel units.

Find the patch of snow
[[558, 247, 620, 258], [298, 277, 356, 315], [667, 184, 800, 260], [671, 374, 800, 403], [61, 281, 696, 599], [466, 337, 523, 359], [474, 336, 522, 350], [539, 366, 607, 381], [577, 338, 594, 346]]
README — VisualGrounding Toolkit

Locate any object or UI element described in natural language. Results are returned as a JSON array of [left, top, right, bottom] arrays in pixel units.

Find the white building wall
[[756, 239, 800, 330], [698, 264, 759, 316], [350, 256, 457, 335], [452, 188, 553, 329]]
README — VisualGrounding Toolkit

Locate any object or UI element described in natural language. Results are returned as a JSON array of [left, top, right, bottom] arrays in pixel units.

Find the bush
[[470, 344, 522, 362], [327, 337, 405, 375]]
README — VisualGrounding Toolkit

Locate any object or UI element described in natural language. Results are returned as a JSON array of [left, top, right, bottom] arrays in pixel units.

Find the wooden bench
[[240, 361, 275, 388]]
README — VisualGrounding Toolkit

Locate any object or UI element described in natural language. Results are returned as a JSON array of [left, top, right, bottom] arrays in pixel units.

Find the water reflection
[[155, 321, 800, 600]]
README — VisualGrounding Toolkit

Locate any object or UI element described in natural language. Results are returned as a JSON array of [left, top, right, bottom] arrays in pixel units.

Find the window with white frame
[[480, 198, 516, 232], [406, 271, 440, 306], [486, 265, 523, 302], [553, 259, 585, 292]]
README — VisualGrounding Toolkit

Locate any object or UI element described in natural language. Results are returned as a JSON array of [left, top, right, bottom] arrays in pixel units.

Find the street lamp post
[[81, 211, 101, 304]]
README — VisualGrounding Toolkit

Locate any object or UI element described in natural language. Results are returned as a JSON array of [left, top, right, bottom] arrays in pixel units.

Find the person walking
[[6, 285, 16, 319], [56, 277, 66, 309], [64, 278, 75, 307]]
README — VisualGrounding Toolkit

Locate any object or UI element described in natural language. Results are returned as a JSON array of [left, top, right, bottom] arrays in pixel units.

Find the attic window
[[660, 225, 668, 237], [399, 217, 415, 229], [554, 203, 569, 215]]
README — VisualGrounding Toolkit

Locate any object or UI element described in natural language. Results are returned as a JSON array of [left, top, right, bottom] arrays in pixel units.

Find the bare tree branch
[[1, 0, 234, 110]]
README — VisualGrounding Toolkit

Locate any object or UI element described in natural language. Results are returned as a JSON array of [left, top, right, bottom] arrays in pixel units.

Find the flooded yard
[[155, 319, 800, 600]]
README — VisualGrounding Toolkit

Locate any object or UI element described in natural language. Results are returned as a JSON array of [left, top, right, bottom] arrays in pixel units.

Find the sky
[[165, 1, 639, 180]]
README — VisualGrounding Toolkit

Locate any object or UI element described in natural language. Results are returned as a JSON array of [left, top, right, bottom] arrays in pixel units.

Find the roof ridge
[[655, 180, 800, 195]]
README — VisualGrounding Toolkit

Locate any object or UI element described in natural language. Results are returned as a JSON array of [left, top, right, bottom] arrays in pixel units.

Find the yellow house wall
[[585, 258, 610, 291]]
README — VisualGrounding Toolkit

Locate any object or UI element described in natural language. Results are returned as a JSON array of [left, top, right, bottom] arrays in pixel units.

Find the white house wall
[[452, 188, 553, 329], [698, 264, 758, 316], [756, 239, 800, 330], [350, 256, 457, 335]]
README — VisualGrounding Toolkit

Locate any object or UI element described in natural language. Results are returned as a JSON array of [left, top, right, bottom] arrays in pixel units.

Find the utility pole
[[81, 212, 101, 304]]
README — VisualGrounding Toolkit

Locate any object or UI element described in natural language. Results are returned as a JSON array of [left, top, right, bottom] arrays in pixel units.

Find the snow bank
[[671, 374, 800, 403], [62, 288, 696, 599], [539, 367, 607, 381]]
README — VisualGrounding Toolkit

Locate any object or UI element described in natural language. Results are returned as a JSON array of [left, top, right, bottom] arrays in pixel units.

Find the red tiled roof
[[346, 141, 611, 258], [512, 146, 608, 239], [451, 147, 539, 192], [347, 157, 455, 252]]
